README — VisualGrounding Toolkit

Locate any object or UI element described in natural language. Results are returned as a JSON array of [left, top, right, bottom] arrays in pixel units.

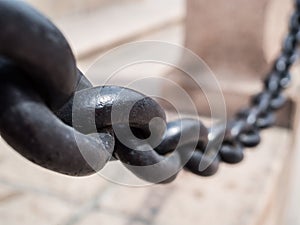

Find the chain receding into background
[[0, 0, 298, 184], [216, 0, 300, 166]]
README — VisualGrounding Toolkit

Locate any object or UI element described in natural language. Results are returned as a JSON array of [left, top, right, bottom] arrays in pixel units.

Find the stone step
[[26, 0, 137, 19], [77, 23, 184, 79], [53, 0, 185, 59]]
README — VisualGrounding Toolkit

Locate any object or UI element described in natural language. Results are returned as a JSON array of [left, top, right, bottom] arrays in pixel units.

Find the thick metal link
[[0, 60, 114, 176], [0, 0, 80, 110], [0, 0, 210, 183], [0, 0, 299, 182]]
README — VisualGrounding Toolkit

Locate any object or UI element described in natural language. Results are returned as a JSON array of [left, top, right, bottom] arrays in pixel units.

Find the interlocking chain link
[[0, 0, 298, 183], [215, 0, 300, 166]]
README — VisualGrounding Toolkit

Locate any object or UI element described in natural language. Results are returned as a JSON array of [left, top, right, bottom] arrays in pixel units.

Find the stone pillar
[[184, 0, 291, 79], [164, 0, 292, 123]]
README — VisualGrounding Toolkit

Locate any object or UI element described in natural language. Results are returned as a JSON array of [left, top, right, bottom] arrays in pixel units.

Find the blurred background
[[0, 0, 300, 224]]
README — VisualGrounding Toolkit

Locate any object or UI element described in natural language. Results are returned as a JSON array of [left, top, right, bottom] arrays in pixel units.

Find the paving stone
[[73, 184, 175, 225], [76, 211, 126, 225], [0, 138, 111, 203], [97, 185, 150, 216], [0, 193, 75, 225], [0, 184, 23, 204]]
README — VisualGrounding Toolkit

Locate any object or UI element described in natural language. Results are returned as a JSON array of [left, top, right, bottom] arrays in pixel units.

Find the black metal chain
[[216, 0, 300, 167], [0, 0, 298, 183]]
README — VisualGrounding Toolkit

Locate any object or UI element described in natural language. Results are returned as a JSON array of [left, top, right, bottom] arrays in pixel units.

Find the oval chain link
[[0, 0, 299, 182]]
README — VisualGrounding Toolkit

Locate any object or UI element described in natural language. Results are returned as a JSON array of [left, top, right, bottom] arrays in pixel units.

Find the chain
[[216, 0, 300, 166], [0, 0, 298, 183]]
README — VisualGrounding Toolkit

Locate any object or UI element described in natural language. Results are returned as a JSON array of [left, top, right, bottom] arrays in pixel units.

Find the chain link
[[0, 0, 298, 183], [213, 0, 300, 166]]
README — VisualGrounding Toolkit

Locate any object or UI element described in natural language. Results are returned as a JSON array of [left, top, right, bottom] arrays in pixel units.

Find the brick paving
[[0, 127, 291, 225]]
